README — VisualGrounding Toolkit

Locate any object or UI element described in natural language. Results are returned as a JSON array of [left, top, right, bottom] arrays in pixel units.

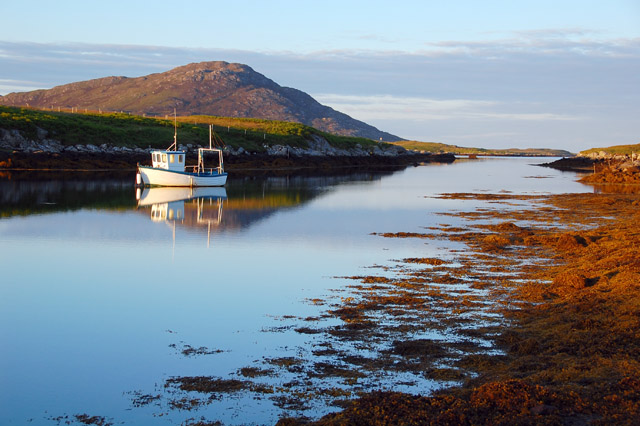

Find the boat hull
[[138, 166, 227, 187]]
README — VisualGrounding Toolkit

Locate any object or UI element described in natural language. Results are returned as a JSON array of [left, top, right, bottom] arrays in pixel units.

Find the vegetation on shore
[[0, 106, 387, 153], [391, 140, 574, 157], [579, 143, 640, 157]]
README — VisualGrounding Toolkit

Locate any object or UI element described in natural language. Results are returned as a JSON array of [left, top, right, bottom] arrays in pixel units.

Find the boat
[[137, 118, 228, 187]]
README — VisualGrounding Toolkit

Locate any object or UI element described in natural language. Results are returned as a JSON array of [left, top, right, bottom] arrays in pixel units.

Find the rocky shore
[[0, 128, 454, 172], [541, 151, 640, 184]]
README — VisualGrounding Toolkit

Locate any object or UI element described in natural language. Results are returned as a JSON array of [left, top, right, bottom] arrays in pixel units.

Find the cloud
[[424, 32, 640, 58], [0, 34, 637, 152], [313, 94, 582, 122], [0, 79, 44, 93]]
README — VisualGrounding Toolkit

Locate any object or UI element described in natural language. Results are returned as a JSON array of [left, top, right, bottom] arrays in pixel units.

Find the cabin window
[[162, 154, 167, 163], [169, 154, 175, 163], [178, 155, 183, 163]]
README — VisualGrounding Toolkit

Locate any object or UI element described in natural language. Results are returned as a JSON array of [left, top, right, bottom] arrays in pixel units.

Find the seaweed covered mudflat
[[111, 171, 639, 425], [275, 187, 639, 425]]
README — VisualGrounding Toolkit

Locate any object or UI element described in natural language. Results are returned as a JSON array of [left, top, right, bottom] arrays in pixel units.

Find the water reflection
[[137, 187, 227, 247], [0, 173, 134, 218], [137, 187, 227, 223], [0, 170, 401, 229], [2, 160, 592, 426]]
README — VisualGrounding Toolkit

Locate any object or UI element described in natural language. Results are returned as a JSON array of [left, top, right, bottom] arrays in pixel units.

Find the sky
[[0, 0, 638, 152]]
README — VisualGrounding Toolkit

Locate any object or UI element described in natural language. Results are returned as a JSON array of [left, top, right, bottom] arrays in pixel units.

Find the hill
[[391, 141, 574, 157], [0, 61, 400, 142]]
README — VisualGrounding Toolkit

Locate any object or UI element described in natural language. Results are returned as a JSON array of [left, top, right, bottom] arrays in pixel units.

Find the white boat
[[137, 122, 228, 187]]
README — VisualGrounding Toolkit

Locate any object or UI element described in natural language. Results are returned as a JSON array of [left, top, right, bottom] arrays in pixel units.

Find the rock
[[266, 145, 289, 156], [482, 234, 511, 249], [530, 404, 557, 415], [36, 127, 48, 139], [555, 233, 587, 250], [553, 271, 588, 289]]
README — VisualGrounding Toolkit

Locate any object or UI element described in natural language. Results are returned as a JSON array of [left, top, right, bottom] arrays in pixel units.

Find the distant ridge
[[0, 61, 401, 142], [391, 141, 574, 157]]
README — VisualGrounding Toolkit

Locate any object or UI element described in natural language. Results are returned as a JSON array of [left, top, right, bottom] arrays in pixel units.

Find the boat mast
[[173, 109, 177, 150], [168, 108, 177, 151]]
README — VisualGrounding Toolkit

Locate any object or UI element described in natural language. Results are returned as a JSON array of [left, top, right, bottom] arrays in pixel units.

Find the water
[[0, 158, 590, 425]]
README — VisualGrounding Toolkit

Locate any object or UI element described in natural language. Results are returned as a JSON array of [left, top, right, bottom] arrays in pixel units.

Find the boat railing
[[187, 165, 225, 175]]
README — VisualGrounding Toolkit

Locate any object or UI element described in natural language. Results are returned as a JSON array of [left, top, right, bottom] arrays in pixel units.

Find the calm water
[[0, 158, 590, 425]]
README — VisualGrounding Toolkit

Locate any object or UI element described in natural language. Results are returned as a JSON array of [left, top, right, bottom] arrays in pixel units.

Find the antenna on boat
[[171, 108, 177, 151], [209, 124, 212, 149]]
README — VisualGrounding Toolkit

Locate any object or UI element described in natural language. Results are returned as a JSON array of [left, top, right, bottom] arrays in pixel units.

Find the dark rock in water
[[539, 157, 596, 172]]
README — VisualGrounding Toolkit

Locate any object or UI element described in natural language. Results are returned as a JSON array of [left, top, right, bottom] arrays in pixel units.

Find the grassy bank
[[580, 143, 640, 157], [0, 106, 386, 152], [392, 140, 574, 157]]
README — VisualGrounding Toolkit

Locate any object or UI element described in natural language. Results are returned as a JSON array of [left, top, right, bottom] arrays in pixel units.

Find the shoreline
[[0, 151, 455, 176]]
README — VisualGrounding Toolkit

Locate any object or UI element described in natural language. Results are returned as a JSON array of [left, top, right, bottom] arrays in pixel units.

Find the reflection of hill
[[0, 170, 399, 231], [0, 173, 134, 218]]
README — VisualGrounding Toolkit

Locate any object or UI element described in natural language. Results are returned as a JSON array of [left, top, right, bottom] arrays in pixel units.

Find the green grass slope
[[0, 106, 387, 153]]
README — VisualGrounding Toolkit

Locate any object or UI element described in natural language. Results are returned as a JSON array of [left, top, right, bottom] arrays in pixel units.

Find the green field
[[0, 106, 387, 153], [391, 141, 574, 157]]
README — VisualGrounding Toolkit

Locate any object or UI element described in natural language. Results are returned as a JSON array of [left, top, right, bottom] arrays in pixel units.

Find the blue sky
[[1, 0, 638, 151]]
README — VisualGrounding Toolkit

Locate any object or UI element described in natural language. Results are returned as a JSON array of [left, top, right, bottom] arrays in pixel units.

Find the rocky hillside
[[0, 61, 400, 142]]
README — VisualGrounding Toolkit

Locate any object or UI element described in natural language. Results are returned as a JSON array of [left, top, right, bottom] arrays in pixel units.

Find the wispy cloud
[[0, 34, 638, 152], [314, 94, 583, 122]]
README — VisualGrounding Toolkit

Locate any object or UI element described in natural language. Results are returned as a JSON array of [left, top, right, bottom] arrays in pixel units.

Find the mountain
[[0, 61, 401, 141]]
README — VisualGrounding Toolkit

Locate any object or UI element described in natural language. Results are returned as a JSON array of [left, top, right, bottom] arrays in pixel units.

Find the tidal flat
[[279, 181, 640, 424], [2, 158, 637, 425]]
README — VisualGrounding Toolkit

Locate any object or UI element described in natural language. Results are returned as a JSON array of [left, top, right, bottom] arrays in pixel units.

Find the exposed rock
[[0, 127, 415, 162]]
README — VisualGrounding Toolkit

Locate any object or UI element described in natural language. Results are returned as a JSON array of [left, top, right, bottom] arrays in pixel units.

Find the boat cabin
[[151, 150, 185, 172]]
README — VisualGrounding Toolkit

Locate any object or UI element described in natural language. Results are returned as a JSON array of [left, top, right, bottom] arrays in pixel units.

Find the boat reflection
[[137, 186, 226, 221], [136, 187, 227, 246]]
